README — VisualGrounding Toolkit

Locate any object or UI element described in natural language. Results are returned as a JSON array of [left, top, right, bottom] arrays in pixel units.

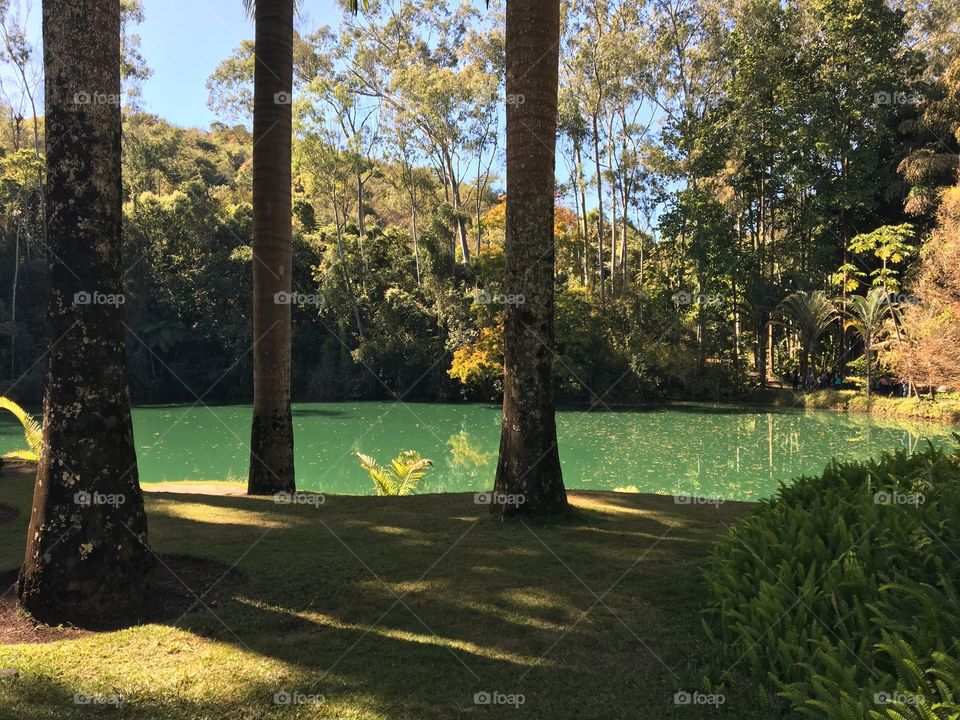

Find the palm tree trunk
[[18, 0, 153, 623], [248, 0, 295, 495], [492, 0, 567, 517]]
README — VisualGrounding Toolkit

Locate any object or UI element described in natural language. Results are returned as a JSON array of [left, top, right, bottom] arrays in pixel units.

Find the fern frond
[[0, 396, 41, 461]]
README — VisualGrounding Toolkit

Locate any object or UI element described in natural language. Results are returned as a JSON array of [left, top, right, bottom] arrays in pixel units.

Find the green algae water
[[0, 402, 953, 500]]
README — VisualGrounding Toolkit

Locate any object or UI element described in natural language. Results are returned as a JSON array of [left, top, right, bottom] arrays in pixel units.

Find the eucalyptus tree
[[18, 0, 153, 622], [295, 129, 365, 339], [492, 0, 568, 517], [244, 0, 296, 495], [563, 0, 613, 299], [342, 0, 501, 266], [300, 24, 382, 280]]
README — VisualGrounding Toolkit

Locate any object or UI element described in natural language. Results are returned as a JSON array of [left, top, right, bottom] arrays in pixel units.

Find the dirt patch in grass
[[0, 554, 244, 644]]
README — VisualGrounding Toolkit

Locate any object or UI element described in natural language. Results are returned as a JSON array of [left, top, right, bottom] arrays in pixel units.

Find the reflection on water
[[0, 402, 952, 500]]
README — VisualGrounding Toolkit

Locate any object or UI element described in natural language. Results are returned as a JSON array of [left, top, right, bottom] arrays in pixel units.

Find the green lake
[[0, 402, 954, 500]]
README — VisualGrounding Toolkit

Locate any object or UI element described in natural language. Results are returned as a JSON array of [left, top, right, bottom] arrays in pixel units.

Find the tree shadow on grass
[[0, 479, 758, 719]]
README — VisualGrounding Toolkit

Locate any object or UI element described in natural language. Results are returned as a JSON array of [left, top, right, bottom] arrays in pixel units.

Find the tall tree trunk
[[248, 0, 295, 495], [572, 140, 589, 287], [592, 114, 605, 301], [575, 141, 589, 285], [18, 0, 153, 623], [493, 0, 567, 518], [333, 201, 364, 339], [445, 152, 470, 263], [10, 221, 19, 379], [410, 204, 421, 286], [607, 134, 617, 291]]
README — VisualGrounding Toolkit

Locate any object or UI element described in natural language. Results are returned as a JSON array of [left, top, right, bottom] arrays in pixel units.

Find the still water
[[0, 402, 953, 500]]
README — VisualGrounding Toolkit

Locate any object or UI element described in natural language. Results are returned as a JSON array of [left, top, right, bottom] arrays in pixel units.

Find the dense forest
[[2, 0, 960, 715], [2, 0, 959, 408]]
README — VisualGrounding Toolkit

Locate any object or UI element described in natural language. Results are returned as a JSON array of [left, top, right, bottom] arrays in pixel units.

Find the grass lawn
[[0, 473, 756, 719]]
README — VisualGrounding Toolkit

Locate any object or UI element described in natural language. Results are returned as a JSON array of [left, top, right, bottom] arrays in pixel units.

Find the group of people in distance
[[789, 370, 844, 392]]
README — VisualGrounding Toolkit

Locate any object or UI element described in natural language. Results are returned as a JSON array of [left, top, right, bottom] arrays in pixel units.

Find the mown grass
[[0, 475, 758, 719]]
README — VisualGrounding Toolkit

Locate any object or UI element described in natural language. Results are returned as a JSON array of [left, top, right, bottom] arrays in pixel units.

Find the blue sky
[[22, 0, 343, 129]]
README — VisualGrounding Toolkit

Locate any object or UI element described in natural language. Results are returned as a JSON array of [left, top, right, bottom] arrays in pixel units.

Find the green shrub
[[703, 442, 960, 718], [355, 450, 432, 496]]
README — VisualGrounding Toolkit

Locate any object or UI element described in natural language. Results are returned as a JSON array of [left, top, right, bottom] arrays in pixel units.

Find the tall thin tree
[[246, 0, 296, 495], [491, 0, 568, 517], [18, 0, 153, 622]]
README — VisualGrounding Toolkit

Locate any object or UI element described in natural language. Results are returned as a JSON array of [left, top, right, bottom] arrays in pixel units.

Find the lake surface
[[0, 402, 954, 500]]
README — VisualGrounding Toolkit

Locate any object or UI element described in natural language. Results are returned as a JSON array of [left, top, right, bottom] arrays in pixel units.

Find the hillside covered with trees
[[2, 0, 958, 409]]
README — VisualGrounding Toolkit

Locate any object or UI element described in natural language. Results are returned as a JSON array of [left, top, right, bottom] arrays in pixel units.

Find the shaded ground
[[0, 555, 244, 644], [0, 474, 758, 719]]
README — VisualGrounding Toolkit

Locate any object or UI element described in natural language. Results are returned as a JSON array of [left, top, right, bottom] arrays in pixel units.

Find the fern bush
[[355, 450, 432, 496], [703, 441, 960, 719]]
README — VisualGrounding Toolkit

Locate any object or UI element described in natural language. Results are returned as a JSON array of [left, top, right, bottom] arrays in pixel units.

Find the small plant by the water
[[355, 450, 432, 496], [0, 397, 41, 462]]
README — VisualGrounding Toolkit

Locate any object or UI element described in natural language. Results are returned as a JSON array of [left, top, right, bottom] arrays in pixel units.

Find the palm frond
[[355, 450, 432, 496], [355, 452, 394, 495], [780, 290, 837, 344], [389, 451, 432, 496], [0, 396, 41, 462]]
